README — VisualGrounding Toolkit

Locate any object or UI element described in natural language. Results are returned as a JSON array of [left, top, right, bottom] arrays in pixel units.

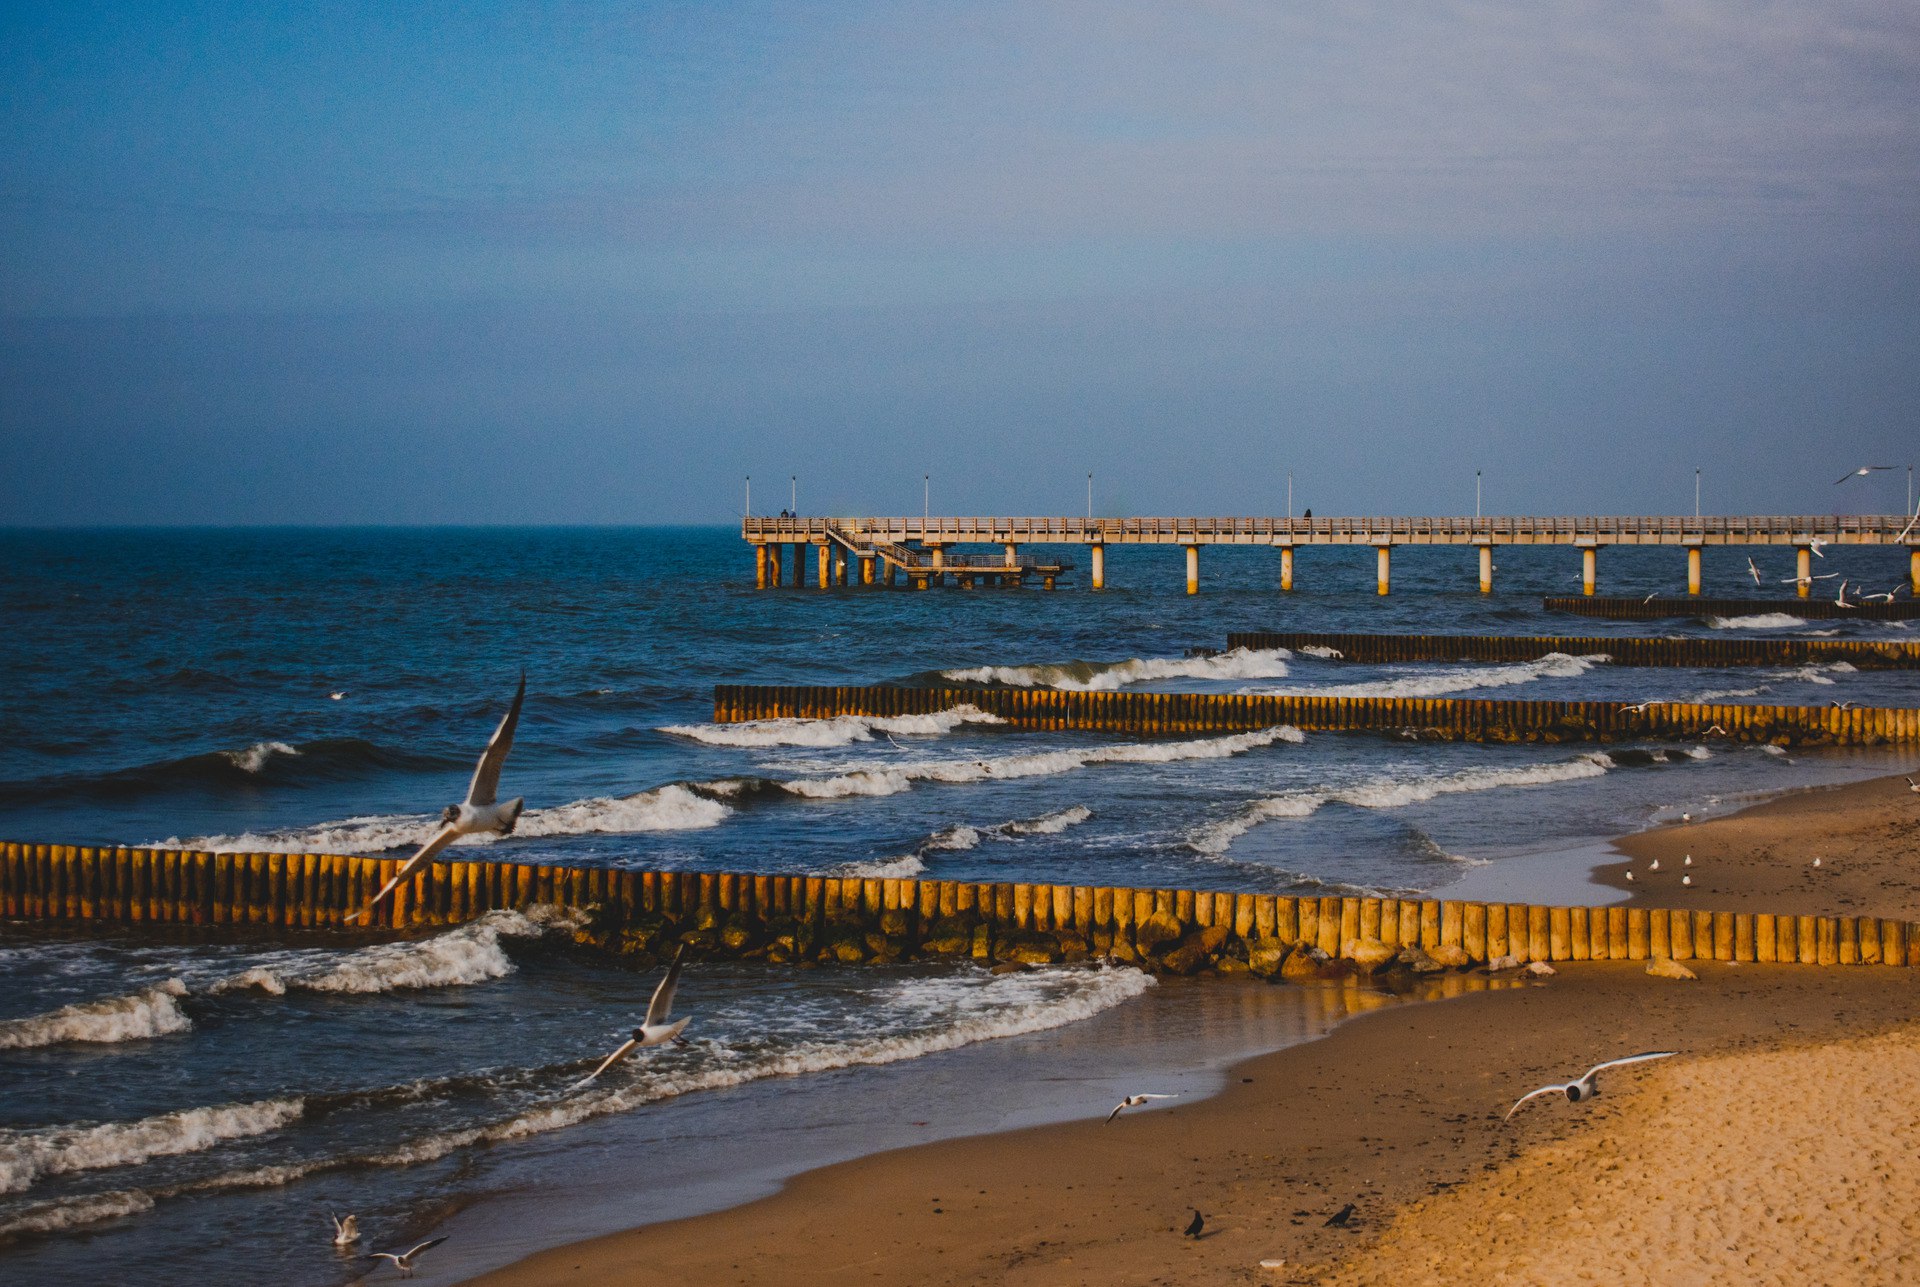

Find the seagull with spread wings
[[1835, 465, 1895, 485], [352, 674, 527, 923], [575, 946, 693, 1088], [1505, 1052, 1676, 1120], [1105, 1092, 1177, 1124], [364, 1236, 447, 1278]]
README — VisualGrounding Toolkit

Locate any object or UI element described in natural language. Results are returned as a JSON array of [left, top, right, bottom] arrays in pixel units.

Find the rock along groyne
[[4, 842, 1916, 977], [711, 685, 1919, 744], [1222, 632, 1920, 669], [1544, 596, 1920, 621]]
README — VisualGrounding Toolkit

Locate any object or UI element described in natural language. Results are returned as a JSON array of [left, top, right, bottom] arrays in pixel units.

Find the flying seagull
[[1620, 701, 1656, 714], [1809, 536, 1828, 558], [329, 691, 347, 701], [1505, 1052, 1676, 1120], [1106, 1093, 1178, 1124], [1831, 700, 1859, 711], [1906, 776, 1919, 795], [364, 1237, 447, 1278], [1746, 558, 1762, 585], [576, 946, 691, 1088], [1183, 1208, 1205, 1238], [351, 674, 526, 923], [330, 1213, 359, 1247], [1780, 573, 1838, 585], [1835, 466, 1895, 485]]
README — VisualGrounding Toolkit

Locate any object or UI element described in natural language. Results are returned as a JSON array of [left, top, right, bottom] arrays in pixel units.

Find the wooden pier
[[743, 514, 1920, 596]]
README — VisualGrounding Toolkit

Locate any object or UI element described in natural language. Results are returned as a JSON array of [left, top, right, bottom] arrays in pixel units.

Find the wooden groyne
[[4, 842, 1916, 974], [712, 685, 1919, 745], [1546, 596, 1920, 621], [1222, 632, 1920, 669]]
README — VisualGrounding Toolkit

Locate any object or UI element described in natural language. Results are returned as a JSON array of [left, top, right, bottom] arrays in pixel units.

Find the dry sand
[[463, 773, 1920, 1287]]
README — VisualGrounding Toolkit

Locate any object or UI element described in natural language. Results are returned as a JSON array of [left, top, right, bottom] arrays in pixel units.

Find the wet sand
[[462, 774, 1920, 1286]]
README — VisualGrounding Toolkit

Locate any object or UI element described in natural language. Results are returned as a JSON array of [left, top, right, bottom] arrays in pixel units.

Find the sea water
[[1, 527, 1914, 1284]]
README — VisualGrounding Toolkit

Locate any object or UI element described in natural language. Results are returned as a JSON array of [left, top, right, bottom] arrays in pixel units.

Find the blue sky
[[3, 1, 1916, 523]]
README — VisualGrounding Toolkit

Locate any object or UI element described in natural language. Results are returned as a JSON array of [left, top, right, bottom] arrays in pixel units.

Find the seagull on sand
[[1107, 1093, 1178, 1124], [1684, 853, 1693, 866], [1682, 874, 1693, 886], [576, 946, 692, 1088], [1624, 871, 1634, 882], [351, 675, 526, 923], [330, 1213, 359, 1247], [1813, 857, 1823, 868], [364, 1237, 447, 1278], [1681, 812, 1693, 823], [1649, 858, 1660, 871], [1183, 1209, 1205, 1238], [1505, 1052, 1676, 1120], [1835, 465, 1895, 485]]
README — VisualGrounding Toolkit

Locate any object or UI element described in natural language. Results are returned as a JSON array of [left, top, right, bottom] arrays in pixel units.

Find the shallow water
[[1, 526, 1914, 1283]]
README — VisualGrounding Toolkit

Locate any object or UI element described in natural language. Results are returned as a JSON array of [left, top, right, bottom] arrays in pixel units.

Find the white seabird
[[330, 1213, 359, 1247], [364, 1236, 447, 1278], [1505, 1052, 1676, 1120], [1105, 1093, 1178, 1124], [1834, 465, 1894, 485], [576, 945, 692, 1088], [352, 674, 526, 922]]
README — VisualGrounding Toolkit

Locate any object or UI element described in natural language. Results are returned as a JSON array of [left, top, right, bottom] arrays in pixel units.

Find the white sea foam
[[660, 706, 1005, 748], [0, 980, 191, 1050], [1707, 613, 1805, 629], [1188, 755, 1616, 857], [1296, 645, 1345, 659], [218, 741, 299, 773], [0, 1189, 155, 1238], [156, 783, 730, 855], [1003, 805, 1094, 835], [284, 908, 570, 995], [834, 807, 1092, 878], [777, 727, 1303, 800], [942, 647, 1292, 691], [833, 853, 927, 879], [0, 1099, 302, 1195], [1252, 652, 1605, 700]]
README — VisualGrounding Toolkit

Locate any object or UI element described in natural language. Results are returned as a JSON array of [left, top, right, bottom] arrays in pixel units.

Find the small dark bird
[[1183, 1208, 1205, 1238], [1325, 1203, 1356, 1227]]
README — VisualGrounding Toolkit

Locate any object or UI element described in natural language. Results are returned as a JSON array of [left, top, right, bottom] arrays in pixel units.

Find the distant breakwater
[[1545, 596, 1920, 621], [4, 842, 1918, 975], [712, 685, 1920, 744], [1222, 632, 1920, 670]]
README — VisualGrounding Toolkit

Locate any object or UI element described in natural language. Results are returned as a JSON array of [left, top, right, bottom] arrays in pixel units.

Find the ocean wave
[[1684, 660, 1855, 702], [231, 907, 577, 996], [16, 967, 1155, 1229], [157, 783, 731, 855], [778, 727, 1303, 801], [940, 647, 1291, 691], [833, 806, 1093, 878], [1004, 805, 1094, 835], [1707, 613, 1804, 629], [0, 738, 454, 806], [0, 981, 191, 1050], [660, 705, 1005, 748], [1249, 652, 1605, 700], [0, 1190, 155, 1239], [1188, 754, 1616, 856], [0, 1099, 302, 1196]]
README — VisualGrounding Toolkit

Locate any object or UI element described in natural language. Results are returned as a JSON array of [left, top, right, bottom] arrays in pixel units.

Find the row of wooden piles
[[1544, 596, 1920, 621], [4, 842, 1916, 969], [711, 684, 1920, 744], [1223, 632, 1920, 669]]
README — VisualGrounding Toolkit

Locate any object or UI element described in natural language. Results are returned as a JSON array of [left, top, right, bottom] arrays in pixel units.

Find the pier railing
[[3, 843, 1914, 973]]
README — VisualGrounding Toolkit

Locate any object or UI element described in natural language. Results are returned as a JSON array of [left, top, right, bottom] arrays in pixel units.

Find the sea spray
[[0, 980, 192, 1050], [942, 647, 1292, 691], [0, 1099, 303, 1195]]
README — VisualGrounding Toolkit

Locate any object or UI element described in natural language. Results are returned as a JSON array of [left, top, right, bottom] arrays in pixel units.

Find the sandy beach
[[463, 770, 1920, 1287]]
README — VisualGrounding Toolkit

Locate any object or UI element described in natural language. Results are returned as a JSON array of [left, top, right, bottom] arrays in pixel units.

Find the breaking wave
[[0, 1099, 302, 1195], [941, 647, 1291, 691], [217, 907, 577, 997], [156, 783, 731, 855], [776, 727, 1303, 801], [833, 805, 1097, 878], [0, 1190, 155, 1239], [1252, 652, 1605, 700], [660, 706, 1005, 748], [1707, 613, 1805, 629], [0, 738, 452, 807], [1188, 754, 1617, 857], [0, 981, 191, 1050]]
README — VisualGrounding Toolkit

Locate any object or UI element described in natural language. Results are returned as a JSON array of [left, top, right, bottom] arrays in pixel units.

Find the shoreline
[[459, 770, 1920, 1286]]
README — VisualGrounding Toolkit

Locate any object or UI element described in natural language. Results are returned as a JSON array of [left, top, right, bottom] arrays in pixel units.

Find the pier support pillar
[[860, 554, 875, 586], [1477, 543, 1493, 594], [1797, 546, 1812, 598], [1091, 543, 1105, 590], [1280, 546, 1294, 592], [1911, 547, 1919, 594], [1004, 543, 1019, 567], [929, 544, 945, 587], [1375, 544, 1391, 596], [885, 561, 898, 587], [1185, 545, 1200, 595], [833, 553, 848, 586], [755, 544, 769, 589], [1581, 547, 1597, 596], [815, 543, 830, 589], [1686, 546, 1702, 596], [791, 542, 805, 588], [768, 545, 783, 588]]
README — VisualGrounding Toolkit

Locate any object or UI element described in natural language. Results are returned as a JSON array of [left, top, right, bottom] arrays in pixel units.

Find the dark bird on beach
[[1183, 1208, 1205, 1238], [364, 1236, 447, 1278], [352, 674, 526, 923], [1505, 1052, 1676, 1120], [1324, 1203, 1356, 1227]]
